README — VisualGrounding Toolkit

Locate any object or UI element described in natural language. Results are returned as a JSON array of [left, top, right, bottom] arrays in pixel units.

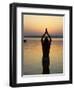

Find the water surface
[[22, 38, 63, 75]]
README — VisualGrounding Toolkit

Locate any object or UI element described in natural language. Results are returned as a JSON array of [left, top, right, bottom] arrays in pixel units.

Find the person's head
[[44, 36, 48, 42]]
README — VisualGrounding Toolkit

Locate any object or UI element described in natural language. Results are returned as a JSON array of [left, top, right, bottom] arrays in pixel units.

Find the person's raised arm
[[46, 30, 52, 43], [41, 32, 46, 42]]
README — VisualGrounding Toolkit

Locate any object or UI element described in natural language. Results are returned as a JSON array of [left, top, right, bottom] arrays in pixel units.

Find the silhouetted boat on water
[[24, 40, 27, 42]]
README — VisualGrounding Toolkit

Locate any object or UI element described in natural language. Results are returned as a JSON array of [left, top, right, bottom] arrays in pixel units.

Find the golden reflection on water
[[22, 38, 63, 75]]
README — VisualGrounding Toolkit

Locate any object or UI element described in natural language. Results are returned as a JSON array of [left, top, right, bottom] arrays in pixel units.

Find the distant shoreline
[[24, 36, 63, 38]]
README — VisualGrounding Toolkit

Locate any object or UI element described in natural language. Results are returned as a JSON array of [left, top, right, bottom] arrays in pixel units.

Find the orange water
[[22, 38, 63, 75]]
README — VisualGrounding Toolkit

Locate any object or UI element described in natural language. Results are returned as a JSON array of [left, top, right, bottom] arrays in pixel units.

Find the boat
[[24, 40, 27, 42]]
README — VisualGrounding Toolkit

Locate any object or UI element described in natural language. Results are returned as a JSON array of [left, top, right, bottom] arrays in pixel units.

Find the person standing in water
[[41, 28, 52, 74]]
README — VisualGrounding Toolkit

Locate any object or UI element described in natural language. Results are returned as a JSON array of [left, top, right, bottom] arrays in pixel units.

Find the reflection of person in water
[[41, 28, 52, 74]]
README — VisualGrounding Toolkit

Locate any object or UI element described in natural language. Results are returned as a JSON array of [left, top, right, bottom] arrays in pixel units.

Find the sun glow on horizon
[[23, 14, 63, 36]]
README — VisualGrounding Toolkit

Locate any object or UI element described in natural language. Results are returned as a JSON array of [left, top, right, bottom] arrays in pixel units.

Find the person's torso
[[42, 42, 50, 57]]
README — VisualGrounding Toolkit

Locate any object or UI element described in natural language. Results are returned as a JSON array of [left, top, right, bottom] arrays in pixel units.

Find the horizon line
[[24, 36, 63, 38]]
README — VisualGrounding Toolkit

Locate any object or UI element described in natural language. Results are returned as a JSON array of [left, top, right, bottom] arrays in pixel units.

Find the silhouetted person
[[41, 28, 52, 74]]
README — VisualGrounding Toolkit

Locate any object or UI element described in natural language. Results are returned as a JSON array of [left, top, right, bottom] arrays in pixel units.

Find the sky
[[23, 14, 63, 37]]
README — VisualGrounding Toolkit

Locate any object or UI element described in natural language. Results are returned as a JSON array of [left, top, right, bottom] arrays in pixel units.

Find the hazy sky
[[23, 15, 63, 37]]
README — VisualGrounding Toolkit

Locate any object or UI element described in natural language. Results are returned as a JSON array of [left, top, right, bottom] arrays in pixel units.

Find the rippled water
[[22, 38, 63, 75]]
